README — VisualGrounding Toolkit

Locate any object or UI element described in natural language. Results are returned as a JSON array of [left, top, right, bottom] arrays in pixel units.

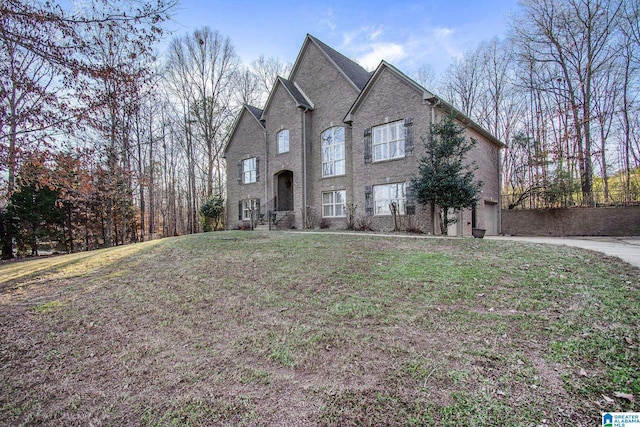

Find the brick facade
[[224, 107, 265, 228], [502, 206, 640, 236], [224, 35, 503, 235]]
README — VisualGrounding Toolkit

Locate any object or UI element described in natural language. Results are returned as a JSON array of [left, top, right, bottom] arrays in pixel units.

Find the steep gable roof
[[246, 105, 264, 124], [345, 61, 433, 122], [345, 61, 505, 148], [223, 104, 264, 157], [278, 77, 314, 109], [290, 34, 373, 92], [260, 76, 314, 121]]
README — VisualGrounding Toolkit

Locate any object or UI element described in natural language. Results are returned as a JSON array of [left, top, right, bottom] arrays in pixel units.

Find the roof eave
[[343, 62, 504, 148], [345, 61, 429, 122], [223, 106, 257, 157], [428, 96, 506, 148], [223, 112, 241, 157]]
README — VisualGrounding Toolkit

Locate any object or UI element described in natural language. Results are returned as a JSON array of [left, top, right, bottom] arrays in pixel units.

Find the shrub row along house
[[224, 35, 503, 236]]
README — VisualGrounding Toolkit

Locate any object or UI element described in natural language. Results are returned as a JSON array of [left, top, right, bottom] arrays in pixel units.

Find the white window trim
[[373, 182, 406, 216], [321, 127, 346, 177], [373, 120, 405, 162], [242, 198, 257, 221], [322, 190, 346, 218], [243, 158, 256, 184], [277, 129, 289, 154]]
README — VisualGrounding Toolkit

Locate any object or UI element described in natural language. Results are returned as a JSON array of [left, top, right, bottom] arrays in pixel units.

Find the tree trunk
[[66, 202, 74, 253], [440, 209, 449, 236], [137, 124, 145, 242], [148, 116, 155, 238]]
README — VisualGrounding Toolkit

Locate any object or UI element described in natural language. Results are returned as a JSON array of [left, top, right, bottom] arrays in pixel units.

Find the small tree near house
[[199, 194, 225, 231], [411, 115, 483, 235]]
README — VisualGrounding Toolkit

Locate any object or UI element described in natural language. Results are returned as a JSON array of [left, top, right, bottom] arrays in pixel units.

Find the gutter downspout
[[498, 149, 502, 235], [302, 107, 308, 228], [429, 99, 440, 235], [264, 128, 268, 226]]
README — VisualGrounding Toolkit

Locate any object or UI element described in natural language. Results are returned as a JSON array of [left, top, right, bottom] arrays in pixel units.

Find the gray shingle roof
[[246, 105, 264, 127], [308, 35, 372, 91], [278, 77, 313, 109]]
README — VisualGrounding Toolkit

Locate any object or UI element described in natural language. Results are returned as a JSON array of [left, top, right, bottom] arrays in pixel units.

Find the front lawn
[[1, 231, 638, 426]]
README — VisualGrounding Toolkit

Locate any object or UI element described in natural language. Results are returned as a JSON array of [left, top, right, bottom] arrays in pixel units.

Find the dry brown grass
[[1, 231, 638, 426]]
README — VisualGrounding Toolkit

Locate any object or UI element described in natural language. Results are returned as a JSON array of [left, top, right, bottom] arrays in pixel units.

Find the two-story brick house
[[224, 34, 503, 236]]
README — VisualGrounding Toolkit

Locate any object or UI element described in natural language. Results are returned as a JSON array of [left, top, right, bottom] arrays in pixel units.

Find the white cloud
[[321, 8, 336, 32], [342, 31, 354, 46], [335, 24, 466, 74], [338, 26, 408, 71], [390, 26, 465, 76], [369, 27, 383, 41], [357, 43, 407, 71], [341, 25, 383, 47], [431, 27, 462, 59]]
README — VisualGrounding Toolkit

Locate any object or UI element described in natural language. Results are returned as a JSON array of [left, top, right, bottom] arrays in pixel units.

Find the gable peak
[[291, 34, 372, 92]]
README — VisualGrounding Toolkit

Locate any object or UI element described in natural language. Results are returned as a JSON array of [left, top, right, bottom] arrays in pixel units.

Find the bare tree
[[234, 66, 262, 107], [440, 49, 483, 118], [251, 55, 292, 104], [1, 0, 175, 257], [618, 1, 640, 200], [0, 22, 58, 198], [413, 64, 438, 91], [166, 27, 238, 201], [512, 0, 626, 205]]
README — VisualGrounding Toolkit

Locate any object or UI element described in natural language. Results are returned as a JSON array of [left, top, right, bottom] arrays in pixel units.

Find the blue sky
[[168, 0, 520, 76]]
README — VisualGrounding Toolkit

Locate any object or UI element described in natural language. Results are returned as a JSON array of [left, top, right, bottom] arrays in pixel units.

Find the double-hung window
[[373, 120, 405, 162], [277, 130, 289, 153], [373, 183, 406, 215], [242, 199, 257, 221], [322, 190, 346, 217], [321, 127, 345, 177], [243, 157, 256, 184]]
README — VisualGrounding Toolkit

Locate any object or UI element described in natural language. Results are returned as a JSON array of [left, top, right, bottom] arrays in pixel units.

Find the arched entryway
[[275, 170, 293, 211]]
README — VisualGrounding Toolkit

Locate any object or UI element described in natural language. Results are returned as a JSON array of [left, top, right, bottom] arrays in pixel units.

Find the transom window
[[242, 199, 257, 220], [373, 120, 405, 162], [322, 190, 346, 217], [321, 127, 345, 177], [243, 158, 256, 184], [277, 129, 289, 153], [374, 183, 406, 215]]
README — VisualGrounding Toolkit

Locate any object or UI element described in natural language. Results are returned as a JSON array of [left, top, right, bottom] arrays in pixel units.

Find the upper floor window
[[373, 120, 405, 162], [374, 182, 406, 215], [243, 157, 257, 184], [321, 127, 345, 177], [322, 190, 346, 217], [277, 129, 289, 154]]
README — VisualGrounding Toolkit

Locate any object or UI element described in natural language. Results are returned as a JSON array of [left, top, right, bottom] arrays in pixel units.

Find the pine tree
[[411, 115, 483, 235], [6, 182, 64, 256]]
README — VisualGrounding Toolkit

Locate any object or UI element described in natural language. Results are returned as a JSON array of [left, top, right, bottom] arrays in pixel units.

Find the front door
[[276, 171, 293, 211]]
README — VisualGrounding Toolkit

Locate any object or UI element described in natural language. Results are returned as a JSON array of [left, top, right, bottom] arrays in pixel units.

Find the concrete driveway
[[488, 236, 640, 269]]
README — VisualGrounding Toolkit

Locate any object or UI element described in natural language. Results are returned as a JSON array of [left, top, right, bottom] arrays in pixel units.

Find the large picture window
[[373, 183, 406, 215], [277, 129, 289, 153], [322, 190, 346, 217], [321, 127, 345, 177], [373, 120, 405, 162], [243, 157, 256, 184]]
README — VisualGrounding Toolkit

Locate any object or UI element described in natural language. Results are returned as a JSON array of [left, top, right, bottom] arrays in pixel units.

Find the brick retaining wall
[[501, 206, 640, 236]]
